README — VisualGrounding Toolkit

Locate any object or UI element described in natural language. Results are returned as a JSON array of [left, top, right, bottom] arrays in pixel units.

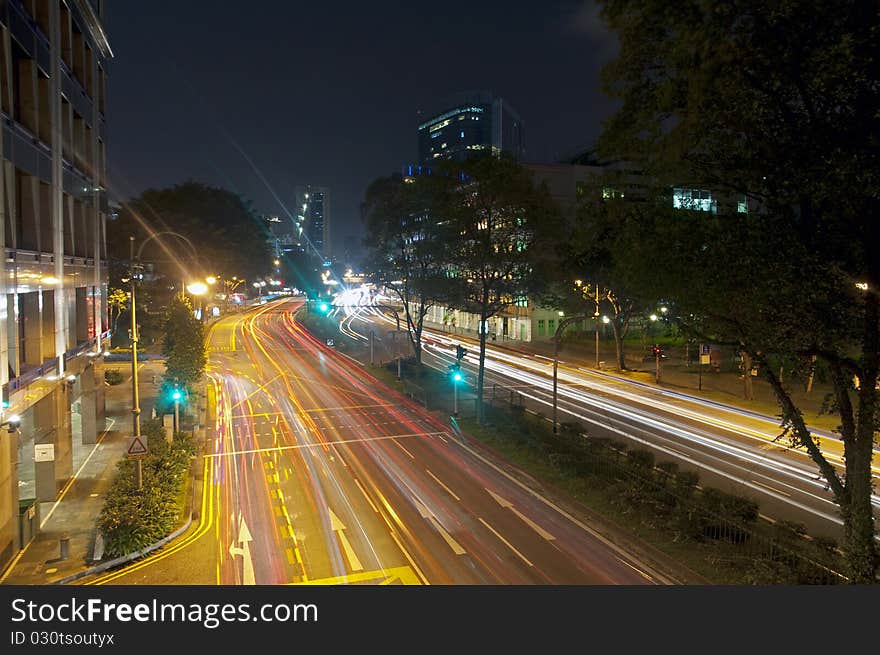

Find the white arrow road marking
[[228, 515, 256, 585], [486, 488, 556, 541], [413, 499, 466, 555], [329, 509, 364, 571]]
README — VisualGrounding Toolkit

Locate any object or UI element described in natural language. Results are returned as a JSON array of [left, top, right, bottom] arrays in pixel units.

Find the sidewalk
[[0, 360, 166, 585]]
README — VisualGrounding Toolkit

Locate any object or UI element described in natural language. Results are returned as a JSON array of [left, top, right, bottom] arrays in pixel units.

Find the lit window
[[460, 131, 464, 138], [673, 188, 716, 213], [737, 197, 748, 213]]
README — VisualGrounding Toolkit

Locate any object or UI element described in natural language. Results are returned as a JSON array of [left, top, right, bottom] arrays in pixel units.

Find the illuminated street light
[[602, 315, 610, 324], [855, 282, 869, 291], [206, 276, 217, 285], [649, 314, 658, 322], [187, 282, 208, 296]]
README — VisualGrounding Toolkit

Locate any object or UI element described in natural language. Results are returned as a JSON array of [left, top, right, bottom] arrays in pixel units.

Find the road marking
[[329, 509, 364, 572], [354, 478, 380, 513], [426, 469, 461, 501], [303, 403, 395, 413], [414, 499, 466, 555], [752, 479, 792, 497], [449, 430, 672, 584], [206, 431, 449, 457], [616, 556, 654, 582], [394, 439, 416, 459], [478, 517, 533, 567], [288, 565, 421, 586], [286, 548, 296, 565], [485, 488, 556, 541]]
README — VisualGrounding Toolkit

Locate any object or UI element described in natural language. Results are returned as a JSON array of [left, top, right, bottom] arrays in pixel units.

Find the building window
[[537, 320, 545, 336], [737, 196, 748, 213], [548, 319, 555, 333], [460, 131, 465, 138], [673, 188, 716, 213], [602, 187, 624, 199], [515, 295, 528, 307]]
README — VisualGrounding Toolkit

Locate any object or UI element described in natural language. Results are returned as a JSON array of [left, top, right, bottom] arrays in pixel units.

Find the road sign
[[700, 354, 710, 365], [34, 444, 55, 462], [700, 344, 710, 355], [126, 436, 148, 457]]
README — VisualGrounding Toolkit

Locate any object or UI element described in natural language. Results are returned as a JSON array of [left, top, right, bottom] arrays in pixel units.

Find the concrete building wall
[[0, 0, 110, 573]]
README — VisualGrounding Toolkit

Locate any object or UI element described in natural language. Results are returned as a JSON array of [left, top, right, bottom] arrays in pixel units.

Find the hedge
[[97, 419, 197, 558]]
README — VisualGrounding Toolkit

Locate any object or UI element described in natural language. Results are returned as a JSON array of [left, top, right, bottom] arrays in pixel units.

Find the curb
[[52, 449, 202, 586], [52, 513, 194, 585]]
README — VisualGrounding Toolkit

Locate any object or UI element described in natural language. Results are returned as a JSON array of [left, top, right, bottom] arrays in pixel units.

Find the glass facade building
[[417, 92, 525, 165]]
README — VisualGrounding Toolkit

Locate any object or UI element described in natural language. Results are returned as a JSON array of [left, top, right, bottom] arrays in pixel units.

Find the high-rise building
[[417, 91, 525, 165], [296, 185, 330, 260], [0, 0, 111, 571]]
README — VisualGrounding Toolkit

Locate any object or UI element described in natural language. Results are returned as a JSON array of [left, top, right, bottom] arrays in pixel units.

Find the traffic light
[[651, 344, 662, 356], [318, 302, 329, 314], [448, 363, 462, 382], [171, 389, 182, 401], [455, 345, 467, 360]]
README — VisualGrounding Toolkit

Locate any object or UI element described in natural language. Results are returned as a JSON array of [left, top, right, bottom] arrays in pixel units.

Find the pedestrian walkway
[[0, 360, 165, 585]]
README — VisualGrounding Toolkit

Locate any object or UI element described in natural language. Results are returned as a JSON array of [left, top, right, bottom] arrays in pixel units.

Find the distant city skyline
[[105, 1, 619, 243]]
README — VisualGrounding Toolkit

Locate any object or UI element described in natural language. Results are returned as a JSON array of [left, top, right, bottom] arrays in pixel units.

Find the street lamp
[[128, 236, 144, 490], [0, 414, 21, 433]]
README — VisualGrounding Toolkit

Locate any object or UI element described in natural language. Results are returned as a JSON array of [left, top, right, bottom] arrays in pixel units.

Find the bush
[[97, 418, 196, 558], [104, 369, 124, 385]]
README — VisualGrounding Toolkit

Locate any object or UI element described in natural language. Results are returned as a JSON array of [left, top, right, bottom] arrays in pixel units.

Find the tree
[[597, 0, 879, 581], [162, 296, 206, 389], [361, 173, 451, 363], [108, 288, 128, 335], [107, 181, 272, 283], [437, 154, 562, 423]]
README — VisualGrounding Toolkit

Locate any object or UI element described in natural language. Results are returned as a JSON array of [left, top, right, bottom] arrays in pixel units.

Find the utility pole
[[129, 236, 143, 490]]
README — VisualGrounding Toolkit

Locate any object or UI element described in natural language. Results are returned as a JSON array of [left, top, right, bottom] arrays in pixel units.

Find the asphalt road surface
[[85, 299, 670, 585]]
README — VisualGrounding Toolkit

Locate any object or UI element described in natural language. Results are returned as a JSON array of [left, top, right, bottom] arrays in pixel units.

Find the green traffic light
[[319, 303, 329, 313], [172, 390, 182, 401], [453, 372, 462, 382]]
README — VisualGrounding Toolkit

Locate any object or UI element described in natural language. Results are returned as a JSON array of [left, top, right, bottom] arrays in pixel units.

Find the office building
[[296, 185, 330, 260], [417, 91, 525, 165], [0, 0, 111, 571]]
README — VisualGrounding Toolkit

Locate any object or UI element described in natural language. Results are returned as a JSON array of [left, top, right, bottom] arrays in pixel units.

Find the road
[[85, 298, 669, 585], [339, 303, 880, 540]]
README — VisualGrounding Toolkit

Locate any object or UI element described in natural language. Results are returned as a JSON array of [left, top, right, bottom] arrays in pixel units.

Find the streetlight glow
[[649, 314, 658, 321], [187, 282, 208, 296], [206, 276, 217, 285]]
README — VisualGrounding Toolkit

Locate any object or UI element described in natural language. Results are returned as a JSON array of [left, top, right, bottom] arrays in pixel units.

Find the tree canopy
[[108, 181, 272, 282], [597, 0, 879, 580]]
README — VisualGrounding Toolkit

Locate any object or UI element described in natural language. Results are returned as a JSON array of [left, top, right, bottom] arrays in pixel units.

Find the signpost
[[699, 344, 710, 391], [126, 436, 148, 458]]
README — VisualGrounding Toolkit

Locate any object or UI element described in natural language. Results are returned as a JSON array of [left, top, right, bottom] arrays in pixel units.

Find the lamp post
[[186, 281, 208, 321], [552, 314, 587, 433], [128, 236, 143, 490]]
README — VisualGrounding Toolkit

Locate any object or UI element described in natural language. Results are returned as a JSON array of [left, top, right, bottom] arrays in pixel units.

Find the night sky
[[105, 1, 618, 253]]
